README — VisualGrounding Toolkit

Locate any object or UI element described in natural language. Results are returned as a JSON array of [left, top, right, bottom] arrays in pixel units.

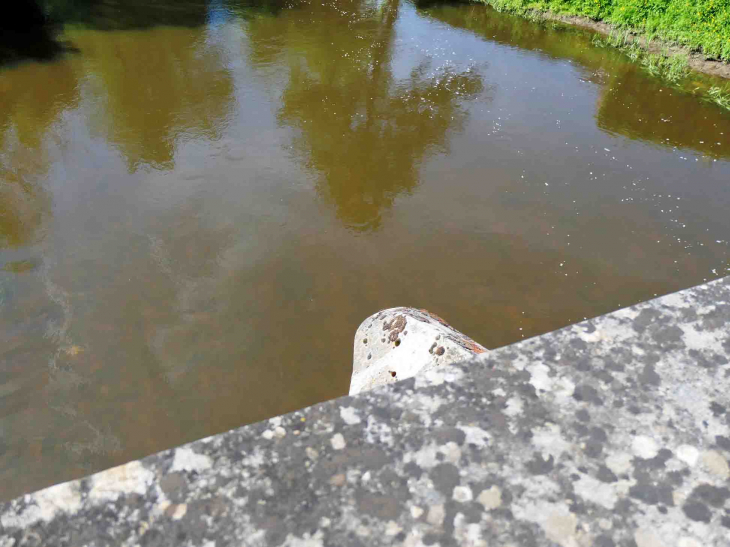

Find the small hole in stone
[[367, 353, 372, 360], [395, 339, 401, 347], [390, 371, 397, 377], [363, 338, 368, 344]]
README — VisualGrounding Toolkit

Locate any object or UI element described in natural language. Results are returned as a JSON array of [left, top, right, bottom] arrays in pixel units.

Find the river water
[[1, 0, 729, 500]]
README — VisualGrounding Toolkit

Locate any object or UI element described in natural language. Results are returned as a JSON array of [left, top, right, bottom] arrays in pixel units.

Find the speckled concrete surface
[[1, 277, 729, 546]]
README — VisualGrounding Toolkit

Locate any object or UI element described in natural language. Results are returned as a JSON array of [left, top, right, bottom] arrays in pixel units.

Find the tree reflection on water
[[248, 0, 485, 231]]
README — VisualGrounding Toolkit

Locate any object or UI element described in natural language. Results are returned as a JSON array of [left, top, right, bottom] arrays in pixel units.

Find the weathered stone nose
[[351, 307, 487, 395]]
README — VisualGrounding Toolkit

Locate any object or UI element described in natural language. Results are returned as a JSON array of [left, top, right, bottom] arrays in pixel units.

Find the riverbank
[[473, 0, 730, 80]]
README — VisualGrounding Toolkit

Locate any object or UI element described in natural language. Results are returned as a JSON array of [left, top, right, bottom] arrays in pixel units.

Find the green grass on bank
[[477, 0, 730, 61], [590, 29, 691, 81]]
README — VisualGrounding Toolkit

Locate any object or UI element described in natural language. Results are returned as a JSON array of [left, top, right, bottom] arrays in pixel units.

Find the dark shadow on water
[[1, 0, 288, 68], [0, 28, 75, 68], [40, 0, 286, 30], [0, 3, 77, 68]]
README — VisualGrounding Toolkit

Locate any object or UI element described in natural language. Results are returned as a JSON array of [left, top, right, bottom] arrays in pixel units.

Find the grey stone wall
[[1, 277, 729, 546]]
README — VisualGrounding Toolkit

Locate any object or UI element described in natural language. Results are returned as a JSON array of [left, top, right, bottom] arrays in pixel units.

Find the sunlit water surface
[[1, 0, 729, 500]]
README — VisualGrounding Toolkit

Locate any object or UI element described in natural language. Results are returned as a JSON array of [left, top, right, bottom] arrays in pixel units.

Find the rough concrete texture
[[351, 307, 487, 395], [2, 276, 730, 546]]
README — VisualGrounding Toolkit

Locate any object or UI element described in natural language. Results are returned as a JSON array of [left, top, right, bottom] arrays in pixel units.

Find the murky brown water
[[1, 0, 729, 501]]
